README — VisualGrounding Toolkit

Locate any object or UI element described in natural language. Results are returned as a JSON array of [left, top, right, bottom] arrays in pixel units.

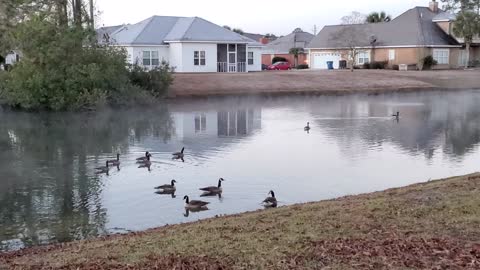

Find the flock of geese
[[94, 146, 277, 212], [94, 115, 400, 213]]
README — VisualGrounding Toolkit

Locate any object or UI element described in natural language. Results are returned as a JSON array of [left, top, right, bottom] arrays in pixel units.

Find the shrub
[[296, 64, 309, 69], [128, 62, 175, 98], [363, 61, 388, 69], [371, 61, 388, 69], [272, 56, 287, 64], [0, 15, 174, 111], [422, 55, 438, 70], [469, 60, 480, 67]]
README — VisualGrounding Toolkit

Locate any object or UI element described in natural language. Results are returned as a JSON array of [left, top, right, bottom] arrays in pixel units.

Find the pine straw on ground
[[1, 173, 480, 269]]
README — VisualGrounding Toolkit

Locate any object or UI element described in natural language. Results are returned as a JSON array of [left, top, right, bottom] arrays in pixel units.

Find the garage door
[[313, 53, 341, 69]]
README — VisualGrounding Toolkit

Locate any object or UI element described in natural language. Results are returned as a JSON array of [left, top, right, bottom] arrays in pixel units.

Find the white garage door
[[313, 53, 341, 69]]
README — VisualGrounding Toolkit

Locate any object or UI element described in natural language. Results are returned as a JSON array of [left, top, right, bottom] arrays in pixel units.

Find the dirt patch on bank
[[170, 69, 480, 98]]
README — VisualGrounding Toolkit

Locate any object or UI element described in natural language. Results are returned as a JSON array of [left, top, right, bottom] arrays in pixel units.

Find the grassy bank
[[1, 174, 480, 269]]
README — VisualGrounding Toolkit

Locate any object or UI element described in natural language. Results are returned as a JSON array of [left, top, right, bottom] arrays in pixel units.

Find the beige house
[[307, 1, 479, 70]]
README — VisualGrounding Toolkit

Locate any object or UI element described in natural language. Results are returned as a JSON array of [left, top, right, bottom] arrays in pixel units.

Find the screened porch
[[217, 44, 247, 72]]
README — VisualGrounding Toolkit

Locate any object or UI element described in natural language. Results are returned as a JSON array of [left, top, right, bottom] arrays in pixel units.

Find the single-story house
[[262, 28, 314, 66], [5, 51, 21, 66], [97, 16, 264, 73], [307, 1, 479, 69]]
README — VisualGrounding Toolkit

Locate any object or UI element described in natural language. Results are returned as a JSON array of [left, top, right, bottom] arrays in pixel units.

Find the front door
[[228, 44, 237, 72]]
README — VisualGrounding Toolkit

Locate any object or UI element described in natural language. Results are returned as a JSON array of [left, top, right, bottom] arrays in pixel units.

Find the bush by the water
[[363, 61, 388, 69], [422, 55, 438, 70], [272, 56, 287, 64], [0, 16, 174, 111]]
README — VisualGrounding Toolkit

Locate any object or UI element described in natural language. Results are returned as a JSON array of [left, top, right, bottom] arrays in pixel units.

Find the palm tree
[[289, 47, 304, 67], [366, 11, 392, 23], [453, 11, 480, 68]]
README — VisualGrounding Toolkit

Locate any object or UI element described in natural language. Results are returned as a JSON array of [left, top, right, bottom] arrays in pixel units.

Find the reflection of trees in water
[[310, 93, 480, 161], [0, 108, 174, 250]]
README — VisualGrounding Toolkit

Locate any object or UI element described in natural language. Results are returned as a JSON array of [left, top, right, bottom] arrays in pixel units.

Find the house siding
[[435, 22, 451, 35], [169, 43, 183, 72], [131, 46, 169, 67], [309, 47, 461, 69], [247, 47, 262, 72], [181, 43, 218, 73]]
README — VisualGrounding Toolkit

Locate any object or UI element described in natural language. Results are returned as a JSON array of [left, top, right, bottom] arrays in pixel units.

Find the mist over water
[[1, 90, 480, 251]]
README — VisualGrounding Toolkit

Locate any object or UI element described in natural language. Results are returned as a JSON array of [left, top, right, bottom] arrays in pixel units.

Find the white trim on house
[[432, 48, 450, 64]]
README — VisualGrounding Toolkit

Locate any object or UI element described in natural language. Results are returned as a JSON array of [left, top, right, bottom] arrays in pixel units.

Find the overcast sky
[[96, 0, 435, 35]]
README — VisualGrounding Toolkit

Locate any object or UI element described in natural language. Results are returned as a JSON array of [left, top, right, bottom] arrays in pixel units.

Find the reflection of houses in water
[[173, 109, 261, 139]]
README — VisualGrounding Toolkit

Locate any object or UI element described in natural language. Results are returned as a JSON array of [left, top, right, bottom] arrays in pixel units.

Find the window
[[389, 49, 395, 61], [151, 51, 159, 66], [142, 51, 160, 67], [433, 49, 449, 64], [357, 51, 370, 64], [142, 51, 151, 66], [248, 52, 254, 65], [194, 51, 206, 66], [195, 114, 207, 133]]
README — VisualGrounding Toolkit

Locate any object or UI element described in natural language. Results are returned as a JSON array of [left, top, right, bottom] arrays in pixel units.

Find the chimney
[[429, 0, 439, 13], [259, 37, 269, 44]]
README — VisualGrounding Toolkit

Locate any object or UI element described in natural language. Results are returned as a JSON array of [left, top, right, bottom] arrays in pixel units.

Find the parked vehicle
[[267, 61, 291, 71]]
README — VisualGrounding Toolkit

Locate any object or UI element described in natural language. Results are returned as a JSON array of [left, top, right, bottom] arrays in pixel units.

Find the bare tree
[[330, 26, 368, 71], [341, 11, 367, 25]]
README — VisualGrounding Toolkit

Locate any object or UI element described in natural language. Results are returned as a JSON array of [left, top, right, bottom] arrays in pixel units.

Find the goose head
[[183, 195, 189, 203], [145, 151, 150, 157], [218, 178, 225, 187], [105, 160, 109, 168], [171, 179, 177, 186], [116, 153, 120, 160], [306, 122, 310, 126], [181, 147, 185, 153], [269, 190, 275, 198]]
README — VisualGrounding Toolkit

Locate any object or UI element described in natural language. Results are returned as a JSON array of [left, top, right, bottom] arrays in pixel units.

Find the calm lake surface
[[1, 90, 480, 251]]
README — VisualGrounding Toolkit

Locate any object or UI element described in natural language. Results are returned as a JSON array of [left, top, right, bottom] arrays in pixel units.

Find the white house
[[98, 16, 263, 73], [4, 51, 21, 66]]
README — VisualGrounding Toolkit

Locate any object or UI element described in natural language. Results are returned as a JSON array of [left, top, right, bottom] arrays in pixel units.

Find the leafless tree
[[340, 11, 367, 25], [330, 26, 368, 71]]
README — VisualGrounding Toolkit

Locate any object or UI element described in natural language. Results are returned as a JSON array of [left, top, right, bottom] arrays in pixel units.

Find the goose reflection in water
[[155, 189, 176, 198], [184, 207, 209, 217], [200, 191, 223, 202]]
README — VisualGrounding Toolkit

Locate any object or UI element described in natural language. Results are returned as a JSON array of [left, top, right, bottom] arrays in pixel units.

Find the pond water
[[1, 90, 480, 251]]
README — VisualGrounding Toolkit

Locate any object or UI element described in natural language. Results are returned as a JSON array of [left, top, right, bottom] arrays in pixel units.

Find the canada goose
[[199, 178, 225, 193], [95, 161, 109, 174], [304, 122, 311, 131], [263, 190, 278, 208], [107, 153, 120, 165], [136, 152, 151, 162], [392, 112, 400, 118], [138, 155, 152, 169], [183, 195, 209, 209], [155, 179, 177, 191], [172, 147, 185, 159]]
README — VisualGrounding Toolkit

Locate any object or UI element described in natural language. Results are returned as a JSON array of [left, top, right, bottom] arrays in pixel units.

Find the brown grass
[[170, 69, 480, 98], [1, 173, 480, 269]]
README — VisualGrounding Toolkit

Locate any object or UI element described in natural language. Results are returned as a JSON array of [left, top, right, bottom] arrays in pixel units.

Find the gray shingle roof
[[98, 16, 258, 45], [432, 11, 456, 21], [307, 7, 460, 49], [264, 29, 314, 53]]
